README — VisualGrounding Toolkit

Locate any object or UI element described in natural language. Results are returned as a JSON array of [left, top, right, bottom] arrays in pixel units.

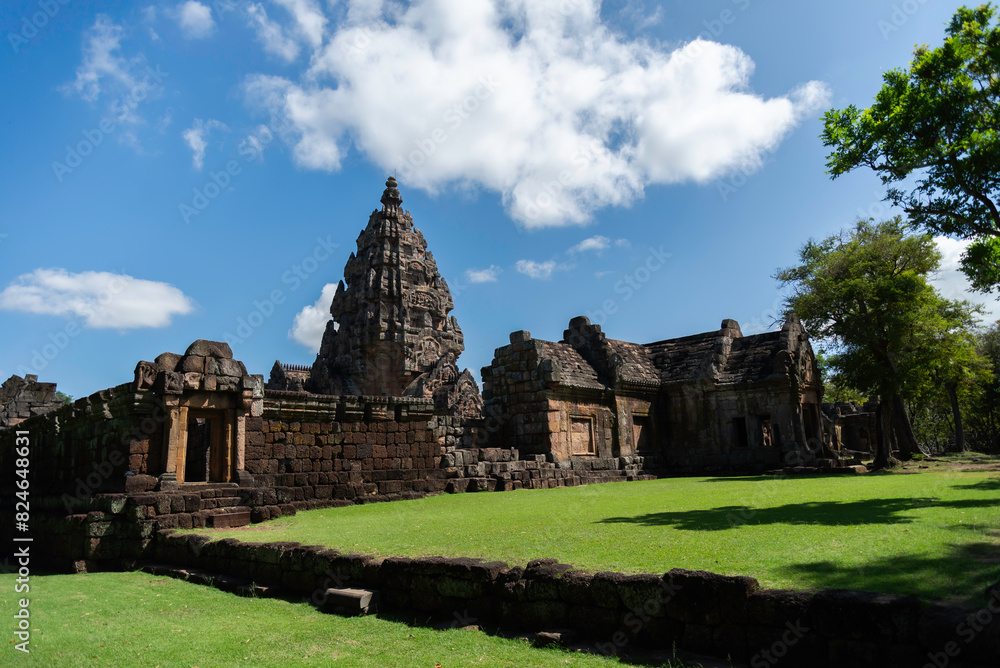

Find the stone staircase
[[151, 484, 255, 530]]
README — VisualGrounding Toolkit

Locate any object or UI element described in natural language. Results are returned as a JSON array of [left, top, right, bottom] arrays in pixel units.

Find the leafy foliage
[[822, 4, 1000, 290], [965, 321, 1000, 452], [775, 218, 943, 399]]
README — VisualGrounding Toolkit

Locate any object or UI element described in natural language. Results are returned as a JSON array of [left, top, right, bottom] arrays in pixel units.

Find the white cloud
[[62, 15, 142, 103], [570, 235, 611, 254], [289, 283, 337, 350], [0, 269, 195, 329], [931, 237, 1000, 323], [247, 3, 302, 62], [242, 0, 830, 227], [272, 0, 327, 48], [614, 238, 630, 248], [182, 118, 229, 170], [61, 15, 166, 146], [465, 265, 502, 283], [176, 1, 216, 39], [516, 260, 558, 280]]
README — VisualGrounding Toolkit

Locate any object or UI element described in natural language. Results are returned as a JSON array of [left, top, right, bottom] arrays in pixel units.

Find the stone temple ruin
[[271, 177, 482, 419], [0, 374, 64, 428], [1, 176, 861, 572]]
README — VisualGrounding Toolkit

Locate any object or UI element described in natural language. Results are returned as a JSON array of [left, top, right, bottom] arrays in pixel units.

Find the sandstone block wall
[[481, 332, 553, 456], [0, 374, 65, 428], [0, 382, 161, 496], [151, 533, 1000, 668]]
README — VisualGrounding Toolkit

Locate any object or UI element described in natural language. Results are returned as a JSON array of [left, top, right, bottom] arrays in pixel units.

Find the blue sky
[[1, 0, 995, 399]]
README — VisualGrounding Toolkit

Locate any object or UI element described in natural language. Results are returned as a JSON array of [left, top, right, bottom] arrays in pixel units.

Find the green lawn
[[194, 461, 1000, 605], [0, 571, 682, 667]]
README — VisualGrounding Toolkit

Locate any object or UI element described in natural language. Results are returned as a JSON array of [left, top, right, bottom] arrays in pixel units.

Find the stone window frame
[[632, 413, 652, 451], [569, 414, 597, 456]]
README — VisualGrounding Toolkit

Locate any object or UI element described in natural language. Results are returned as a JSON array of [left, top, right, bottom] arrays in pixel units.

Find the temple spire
[[380, 176, 402, 212]]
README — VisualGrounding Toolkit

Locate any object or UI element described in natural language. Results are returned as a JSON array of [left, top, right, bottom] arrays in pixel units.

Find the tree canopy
[[775, 217, 984, 466], [822, 4, 1000, 291]]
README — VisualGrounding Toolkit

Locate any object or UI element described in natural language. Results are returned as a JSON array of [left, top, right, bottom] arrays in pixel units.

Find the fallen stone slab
[[320, 587, 379, 616]]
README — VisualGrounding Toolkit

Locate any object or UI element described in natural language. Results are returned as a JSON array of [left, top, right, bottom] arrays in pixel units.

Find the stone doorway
[[184, 415, 216, 483], [165, 405, 238, 486]]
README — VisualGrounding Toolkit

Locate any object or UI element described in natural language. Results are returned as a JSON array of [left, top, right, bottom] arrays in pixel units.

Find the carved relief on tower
[[409, 290, 440, 311], [417, 338, 440, 368]]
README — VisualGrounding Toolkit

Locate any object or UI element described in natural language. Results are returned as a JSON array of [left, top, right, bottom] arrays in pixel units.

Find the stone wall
[[0, 382, 161, 496], [0, 374, 65, 428], [658, 385, 787, 474], [151, 532, 1000, 668], [249, 391, 446, 502], [481, 330, 566, 457]]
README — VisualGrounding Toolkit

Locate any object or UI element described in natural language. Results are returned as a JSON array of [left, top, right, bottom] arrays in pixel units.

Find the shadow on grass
[[375, 611, 697, 667], [777, 541, 1000, 605], [699, 474, 870, 483], [951, 478, 1000, 491], [597, 497, 999, 531]]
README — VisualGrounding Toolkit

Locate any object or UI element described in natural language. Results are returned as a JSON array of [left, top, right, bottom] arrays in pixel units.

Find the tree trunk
[[946, 382, 967, 453], [891, 393, 921, 459], [873, 396, 900, 469]]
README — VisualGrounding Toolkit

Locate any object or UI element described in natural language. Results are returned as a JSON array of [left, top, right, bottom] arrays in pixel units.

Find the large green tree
[[776, 218, 953, 468], [898, 298, 988, 452], [822, 4, 1000, 292], [967, 322, 1000, 451]]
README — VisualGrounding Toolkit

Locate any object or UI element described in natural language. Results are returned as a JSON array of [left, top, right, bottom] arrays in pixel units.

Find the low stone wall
[[0, 383, 160, 496], [151, 532, 1000, 668]]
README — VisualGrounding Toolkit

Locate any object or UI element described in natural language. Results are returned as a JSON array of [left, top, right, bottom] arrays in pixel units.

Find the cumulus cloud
[[182, 118, 230, 170], [272, 0, 327, 47], [242, 0, 830, 227], [175, 1, 216, 39], [570, 235, 611, 254], [465, 265, 502, 283], [247, 3, 303, 62], [0, 269, 195, 329], [516, 260, 558, 280], [931, 237, 1000, 322], [289, 282, 336, 350]]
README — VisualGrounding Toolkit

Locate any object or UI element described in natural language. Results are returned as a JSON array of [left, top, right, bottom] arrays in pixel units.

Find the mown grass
[[193, 459, 1000, 605], [0, 571, 689, 667]]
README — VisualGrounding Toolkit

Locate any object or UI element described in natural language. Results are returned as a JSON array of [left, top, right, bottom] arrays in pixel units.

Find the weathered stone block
[[809, 589, 920, 644]]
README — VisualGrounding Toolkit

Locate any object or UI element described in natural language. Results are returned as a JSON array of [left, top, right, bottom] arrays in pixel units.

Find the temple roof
[[535, 340, 606, 390]]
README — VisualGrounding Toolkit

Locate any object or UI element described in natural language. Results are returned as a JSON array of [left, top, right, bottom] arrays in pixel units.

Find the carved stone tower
[[306, 177, 481, 417]]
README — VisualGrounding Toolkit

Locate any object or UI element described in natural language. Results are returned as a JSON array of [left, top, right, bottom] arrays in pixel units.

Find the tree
[[776, 218, 947, 468], [822, 4, 1000, 291], [815, 350, 870, 404], [898, 298, 988, 452], [967, 321, 1000, 452]]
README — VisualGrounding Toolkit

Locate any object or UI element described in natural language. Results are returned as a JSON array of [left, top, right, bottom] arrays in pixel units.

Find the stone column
[[158, 401, 186, 490]]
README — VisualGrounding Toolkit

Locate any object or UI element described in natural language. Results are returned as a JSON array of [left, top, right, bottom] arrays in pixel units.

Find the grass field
[[192, 456, 1000, 605], [0, 571, 688, 667]]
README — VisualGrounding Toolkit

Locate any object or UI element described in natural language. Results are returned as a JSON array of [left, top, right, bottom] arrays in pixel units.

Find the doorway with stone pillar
[[179, 409, 236, 484], [159, 394, 245, 488]]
